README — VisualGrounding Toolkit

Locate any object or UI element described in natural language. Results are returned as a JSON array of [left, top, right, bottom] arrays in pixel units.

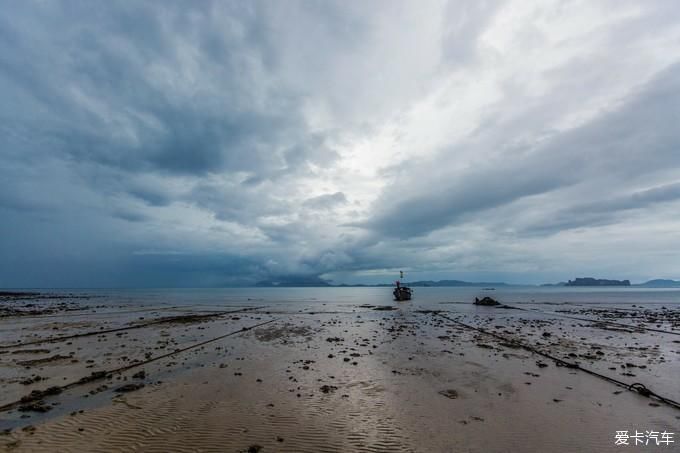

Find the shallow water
[[11, 285, 680, 307]]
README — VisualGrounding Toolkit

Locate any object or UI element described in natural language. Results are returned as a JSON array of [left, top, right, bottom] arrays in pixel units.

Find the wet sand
[[1, 291, 679, 452]]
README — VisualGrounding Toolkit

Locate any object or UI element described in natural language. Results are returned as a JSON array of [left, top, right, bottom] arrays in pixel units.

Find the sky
[[2, 0, 680, 288]]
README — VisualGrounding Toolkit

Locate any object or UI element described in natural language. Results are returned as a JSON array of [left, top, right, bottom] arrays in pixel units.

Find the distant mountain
[[389, 280, 510, 288], [565, 278, 630, 287], [370, 280, 511, 287], [253, 277, 680, 288], [634, 279, 680, 288], [257, 278, 513, 288]]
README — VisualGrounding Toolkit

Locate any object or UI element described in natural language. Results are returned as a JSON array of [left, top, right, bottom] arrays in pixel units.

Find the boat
[[393, 286, 412, 301], [474, 296, 500, 306], [393, 270, 412, 301]]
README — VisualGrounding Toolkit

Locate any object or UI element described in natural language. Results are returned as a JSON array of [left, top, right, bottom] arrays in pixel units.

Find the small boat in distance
[[393, 271, 412, 301]]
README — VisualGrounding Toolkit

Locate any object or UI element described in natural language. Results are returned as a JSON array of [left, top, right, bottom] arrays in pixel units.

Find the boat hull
[[393, 287, 412, 301]]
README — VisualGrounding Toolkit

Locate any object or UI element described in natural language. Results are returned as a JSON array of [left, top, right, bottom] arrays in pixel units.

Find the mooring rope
[[433, 312, 680, 411], [0, 306, 266, 349], [517, 306, 680, 336], [0, 317, 278, 412]]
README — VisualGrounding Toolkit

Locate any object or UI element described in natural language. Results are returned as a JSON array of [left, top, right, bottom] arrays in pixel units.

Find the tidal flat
[[1, 288, 679, 452]]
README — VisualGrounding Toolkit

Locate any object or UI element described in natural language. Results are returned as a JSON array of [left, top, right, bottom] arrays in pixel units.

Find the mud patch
[[254, 323, 317, 343]]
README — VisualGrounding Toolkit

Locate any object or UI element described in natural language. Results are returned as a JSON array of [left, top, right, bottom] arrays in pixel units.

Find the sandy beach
[[1, 289, 679, 452]]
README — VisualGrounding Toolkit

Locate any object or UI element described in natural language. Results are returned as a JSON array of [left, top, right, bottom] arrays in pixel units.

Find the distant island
[[565, 277, 631, 287], [255, 276, 680, 288], [374, 279, 509, 288], [635, 279, 680, 288], [543, 278, 680, 287], [256, 278, 511, 288]]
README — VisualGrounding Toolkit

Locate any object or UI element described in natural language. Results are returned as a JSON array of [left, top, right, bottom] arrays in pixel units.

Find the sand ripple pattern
[[5, 382, 416, 452]]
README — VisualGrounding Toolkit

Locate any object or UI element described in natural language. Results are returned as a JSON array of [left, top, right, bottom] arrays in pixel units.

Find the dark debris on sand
[[439, 389, 459, 399], [115, 383, 145, 393], [18, 400, 52, 413]]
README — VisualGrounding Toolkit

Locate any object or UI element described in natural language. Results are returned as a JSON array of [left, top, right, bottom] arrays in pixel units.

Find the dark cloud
[[363, 154, 575, 238], [303, 192, 348, 210], [127, 185, 173, 208], [0, 1, 329, 179], [112, 209, 150, 223], [363, 62, 680, 239]]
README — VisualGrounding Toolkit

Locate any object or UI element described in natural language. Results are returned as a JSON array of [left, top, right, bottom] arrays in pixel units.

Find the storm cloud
[[2, 0, 680, 287]]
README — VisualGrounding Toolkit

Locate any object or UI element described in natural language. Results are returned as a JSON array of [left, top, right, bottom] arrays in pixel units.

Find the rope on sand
[[0, 306, 267, 349], [515, 306, 680, 337], [432, 312, 680, 411], [0, 317, 278, 413]]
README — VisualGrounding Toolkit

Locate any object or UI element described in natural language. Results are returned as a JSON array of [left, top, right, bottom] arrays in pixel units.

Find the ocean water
[[19, 286, 680, 310]]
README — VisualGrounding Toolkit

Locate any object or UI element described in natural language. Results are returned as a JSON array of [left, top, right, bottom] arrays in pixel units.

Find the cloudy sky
[[2, 0, 680, 287]]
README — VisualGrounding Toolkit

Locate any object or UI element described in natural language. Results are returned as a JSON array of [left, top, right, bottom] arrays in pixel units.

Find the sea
[[14, 286, 680, 311]]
